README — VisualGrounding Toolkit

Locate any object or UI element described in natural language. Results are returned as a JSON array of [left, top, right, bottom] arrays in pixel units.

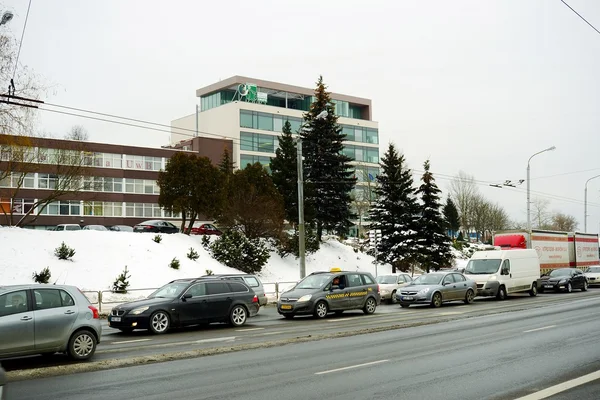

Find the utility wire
[[9, 0, 32, 95], [560, 0, 600, 36]]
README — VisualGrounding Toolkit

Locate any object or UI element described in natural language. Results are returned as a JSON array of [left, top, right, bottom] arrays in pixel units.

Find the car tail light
[[88, 305, 99, 319], [144, 225, 153, 229], [377, 284, 380, 294], [252, 295, 258, 303]]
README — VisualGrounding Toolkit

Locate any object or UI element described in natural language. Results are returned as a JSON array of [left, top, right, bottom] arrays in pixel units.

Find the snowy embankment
[[0, 228, 393, 301]]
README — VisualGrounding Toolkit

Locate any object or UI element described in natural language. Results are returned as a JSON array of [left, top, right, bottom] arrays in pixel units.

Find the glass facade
[[342, 145, 379, 164], [240, 110, 377, 144], [240, 154, 271, 171], [240, 132, 276, 154], [354, 166, 380, 183], [200, 90, 236, 112]]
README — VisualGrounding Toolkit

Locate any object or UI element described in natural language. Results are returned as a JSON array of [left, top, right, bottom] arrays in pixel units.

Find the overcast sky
[[2, 0, 600, 232]]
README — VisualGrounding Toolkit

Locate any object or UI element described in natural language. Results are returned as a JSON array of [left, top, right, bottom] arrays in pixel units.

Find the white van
[[55, 224, 81, 231], [463, 249, 540, 300]]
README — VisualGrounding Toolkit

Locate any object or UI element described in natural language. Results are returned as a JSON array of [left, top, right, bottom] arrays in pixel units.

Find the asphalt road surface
[[6, 293, 600, 400], [2, 290, 599, 372]]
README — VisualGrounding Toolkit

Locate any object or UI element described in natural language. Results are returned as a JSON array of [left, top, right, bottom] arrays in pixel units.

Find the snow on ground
[[0, 227, 393, 294]]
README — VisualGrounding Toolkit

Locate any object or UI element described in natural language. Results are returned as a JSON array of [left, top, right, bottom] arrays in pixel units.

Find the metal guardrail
[[81, 281, 299, 313]]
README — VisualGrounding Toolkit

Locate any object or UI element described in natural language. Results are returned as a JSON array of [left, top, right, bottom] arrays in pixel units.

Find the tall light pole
[[296, 138, 306, 279], [584, 175, 600, 232], [527, 146, 556, 233]]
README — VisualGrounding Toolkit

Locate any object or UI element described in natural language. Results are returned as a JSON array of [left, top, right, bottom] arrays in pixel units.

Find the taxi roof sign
[[329, 267, 342, 273]]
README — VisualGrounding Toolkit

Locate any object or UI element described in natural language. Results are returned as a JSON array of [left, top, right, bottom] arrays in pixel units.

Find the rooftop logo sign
[[236, 83, 268, 104]]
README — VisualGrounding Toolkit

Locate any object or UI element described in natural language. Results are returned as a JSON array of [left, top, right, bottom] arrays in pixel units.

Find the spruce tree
[[369, 143, 420, 273], [300, 76, 356, 239], [415, 160, 454, 272], [443, 197, 460, 238], [270, 121, 299, 226]]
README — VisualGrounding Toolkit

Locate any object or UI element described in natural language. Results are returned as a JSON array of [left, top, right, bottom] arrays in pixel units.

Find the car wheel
[[119, 328, 134, 334], [67, 330, 97, 360], [230, 305, 247, 327], [149, 311, 170, 334], [313, 301, 328, 319], [431, 292, 442, 308], [582, 281, 588, 292], [464, 289, 475, 304], [283, 314, 295, 319], [566, 282, 572, 293], [400, 303, 410, 308], [390, 290, 398, 304], [529, 283, 538, 297], [496, 286, 507, 300], [363, 297, 377, 315]]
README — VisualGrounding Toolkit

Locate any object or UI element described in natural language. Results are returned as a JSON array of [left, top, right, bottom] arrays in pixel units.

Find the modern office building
[[0, 134, 231, 229], [171, 76, 380, 186]]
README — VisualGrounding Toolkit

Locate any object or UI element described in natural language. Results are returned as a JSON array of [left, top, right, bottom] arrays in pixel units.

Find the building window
[[41, 200, 80, 216], [10, 198, 35, 215], [240, 132, 275, 154], [38, 174, 58, 190], [240, 154, 271, 173], [83, 201, 103, 216]]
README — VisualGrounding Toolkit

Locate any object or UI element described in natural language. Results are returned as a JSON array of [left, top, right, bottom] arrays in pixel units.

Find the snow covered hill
[[0, 227, 392, 292]]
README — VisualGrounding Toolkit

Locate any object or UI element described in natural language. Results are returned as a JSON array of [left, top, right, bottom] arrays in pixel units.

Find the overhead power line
[[9, 0, 32, 96], [560, 0, 600, 36]]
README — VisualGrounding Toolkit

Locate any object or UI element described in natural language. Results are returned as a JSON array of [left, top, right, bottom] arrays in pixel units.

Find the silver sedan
[[396, 272, 477, 308]]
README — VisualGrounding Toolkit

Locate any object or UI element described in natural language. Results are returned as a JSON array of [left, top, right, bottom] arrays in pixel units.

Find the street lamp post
[[527, 146, 556, 233], [584, 175, 600, 232]]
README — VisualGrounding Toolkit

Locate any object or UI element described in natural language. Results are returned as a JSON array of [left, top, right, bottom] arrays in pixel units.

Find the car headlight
[[417, 287, 430, 295], [559, 279, 567, 284], [489, 275, 497, 281], [381, 289, 389, 295], [297, 295, 312, 302], [130, 306, 150, 315]]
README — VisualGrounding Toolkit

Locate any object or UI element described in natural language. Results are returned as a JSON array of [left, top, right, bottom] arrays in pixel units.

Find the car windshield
[[587, 267, 600, 273], [412, 274, 444, 285], [149, 282, 190, 298], [295, 274, 332, 289], [376, 276, 398, 284], [465, 259, 502, 274], [549, 269, 572, 277]]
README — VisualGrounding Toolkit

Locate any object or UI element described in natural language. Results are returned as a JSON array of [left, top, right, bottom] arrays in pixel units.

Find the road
[[2, 290, 598, 372], [6, 293, 600, 400]]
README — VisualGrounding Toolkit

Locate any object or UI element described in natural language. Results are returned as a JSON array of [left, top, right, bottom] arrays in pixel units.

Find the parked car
[[55, 224, 81, 231], [277, 269, 380, 319], [584, 266, 600, 286], [0, 364, 5, 400], [109, 225, 134, 232], [190, 223, 222, 236], [0, 284, 101, 360], [107, 278, 259, 333], [133, 220, 179, 234], [376, 274, 413, 303], [200, 274, 267, 306], [82, 225, 108, 231], [396, 272, 477, 308], [538, 268, 588, 293]]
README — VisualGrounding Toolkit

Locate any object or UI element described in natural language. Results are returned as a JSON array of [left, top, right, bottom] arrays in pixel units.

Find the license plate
[[280, 305, 292, 310], [111, 317, 121, 322], [401, 296, 414, 301], [545, 285, 553, 289]]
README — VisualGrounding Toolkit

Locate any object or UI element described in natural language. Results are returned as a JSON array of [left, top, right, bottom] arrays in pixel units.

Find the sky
[[1, 0, 600, 233]]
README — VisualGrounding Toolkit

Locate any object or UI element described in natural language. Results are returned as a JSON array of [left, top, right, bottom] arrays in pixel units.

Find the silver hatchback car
[[0, 285, 102, 360]]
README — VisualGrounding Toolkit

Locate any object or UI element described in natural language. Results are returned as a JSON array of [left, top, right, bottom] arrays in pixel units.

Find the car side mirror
[[331, 285, 340, 291], [182, 293, 192, 301]]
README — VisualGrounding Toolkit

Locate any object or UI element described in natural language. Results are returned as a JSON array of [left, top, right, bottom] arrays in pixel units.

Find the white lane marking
[[111, 339, 152, 345], [523, 325, 556, 333], [195, 336, 236, 343], [235, 327, 265, 332], [315, 360, 389, 375], [326, 318, 355, 323], [437, 312, 464, 316], [260, 331, 285, 336], [513, 369, 600, 400]]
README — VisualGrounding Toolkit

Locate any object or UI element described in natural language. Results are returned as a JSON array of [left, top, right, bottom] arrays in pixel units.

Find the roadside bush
[[205, 269, 214, 276], [153, 234, 163, 243], [112, 266, 131, 293], [169, 257, 180, 269], [210, 229, 269, 274], [54, 242, 75, 260], [275, 229, 320, 258], [201, 235, 210, 250], [32, 267, 51, 284], [187, 247, 199, 261]]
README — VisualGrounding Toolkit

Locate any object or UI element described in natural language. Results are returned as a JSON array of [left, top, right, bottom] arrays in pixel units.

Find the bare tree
[[488, 203, 510, 233], [449, 171, 478, 237], [531, 197, 552, 229], [549, 212, 578, 232], [351, 162, 377, 238], [469, 195, 491, 242], [64, 125, 89, 141]]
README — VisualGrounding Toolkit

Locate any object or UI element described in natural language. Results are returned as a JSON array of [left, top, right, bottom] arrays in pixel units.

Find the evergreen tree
[[300, 76, 356, 239], [443, 197, 460, 238], [415, 160, 454, 272], [218, 148, 235, 174], [369, 143, 420, 273], [270, 121, 299, 226]]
